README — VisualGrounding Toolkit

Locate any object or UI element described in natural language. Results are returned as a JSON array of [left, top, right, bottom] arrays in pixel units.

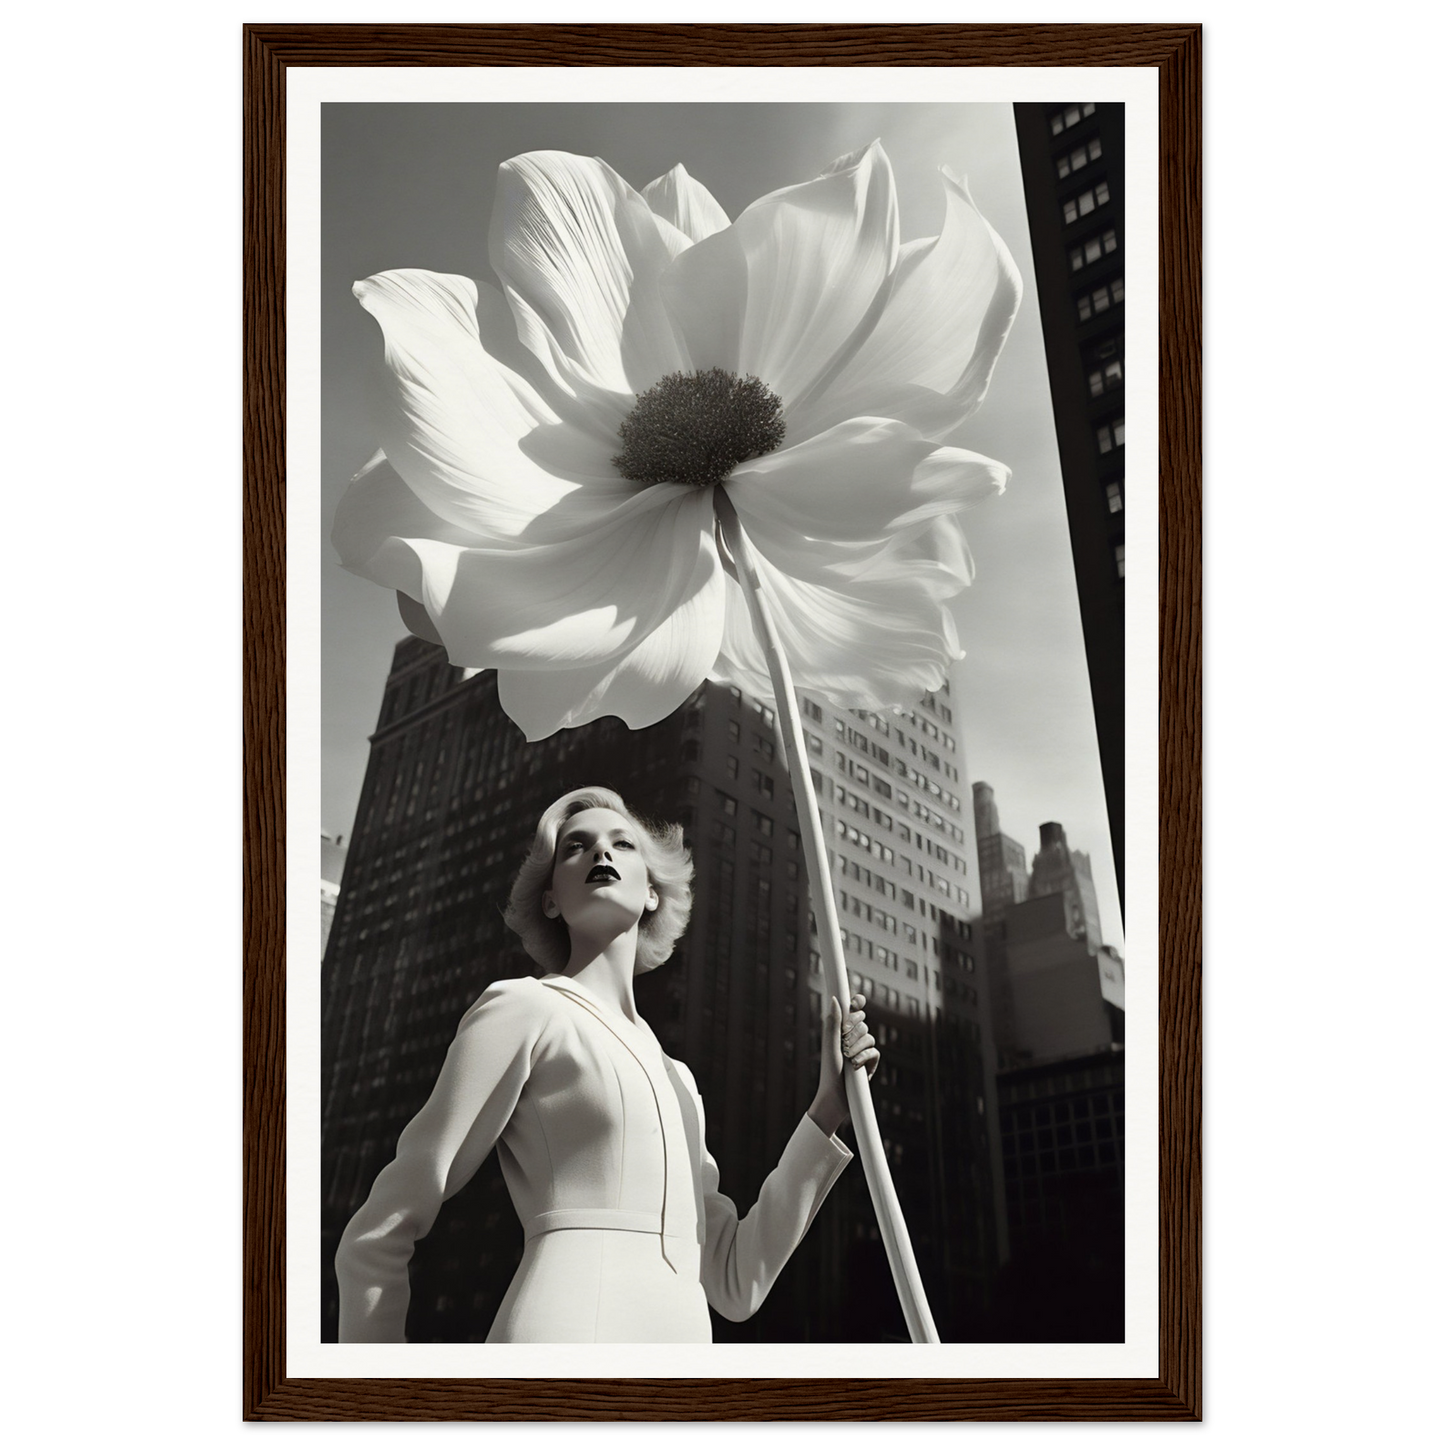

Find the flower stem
[[714, 489, 940, 1346]]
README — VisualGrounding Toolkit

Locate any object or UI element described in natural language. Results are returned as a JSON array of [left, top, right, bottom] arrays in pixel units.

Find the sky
[[319, 101, 1123, 949]]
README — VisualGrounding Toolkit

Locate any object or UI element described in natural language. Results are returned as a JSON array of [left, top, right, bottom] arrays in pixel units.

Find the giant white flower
[[333, 142, 1021, 740]]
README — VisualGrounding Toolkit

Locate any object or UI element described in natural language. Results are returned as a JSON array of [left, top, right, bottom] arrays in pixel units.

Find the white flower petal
[[642, 163, 730, 244], [661, 141, 900, 407], [331, 451, 485, 580], [489, 151, 686, 396], [791, 168, 1022, 440], [354, 487, 718, 684], [397, 590, 444, 646], [496, 551, 727, 740], [711, 524, 975, 713], [713, 540, 971, 713], [354, 269, 619, 541], [726, 418, 1008, 562]]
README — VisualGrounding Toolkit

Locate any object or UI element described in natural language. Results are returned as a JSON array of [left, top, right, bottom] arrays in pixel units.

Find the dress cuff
[[800, 1110, 855, 1165]]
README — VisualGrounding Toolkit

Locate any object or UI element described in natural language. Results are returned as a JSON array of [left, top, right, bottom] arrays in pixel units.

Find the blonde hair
[[503, 787, 693, 974]]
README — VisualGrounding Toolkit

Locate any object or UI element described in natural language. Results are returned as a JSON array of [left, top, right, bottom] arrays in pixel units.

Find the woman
[[336, 786, 879, 1344]]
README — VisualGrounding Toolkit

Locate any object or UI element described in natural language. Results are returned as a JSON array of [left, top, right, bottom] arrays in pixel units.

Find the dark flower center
[[613, 369, 786, 488]]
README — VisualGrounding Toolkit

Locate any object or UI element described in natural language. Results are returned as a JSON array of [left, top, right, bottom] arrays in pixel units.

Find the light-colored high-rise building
[[802, 680, 978, 1024], [801, 680, 1009, 1285]]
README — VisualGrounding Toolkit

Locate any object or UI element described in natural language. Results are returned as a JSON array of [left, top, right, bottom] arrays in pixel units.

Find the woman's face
[[545, 806, 658, 941]]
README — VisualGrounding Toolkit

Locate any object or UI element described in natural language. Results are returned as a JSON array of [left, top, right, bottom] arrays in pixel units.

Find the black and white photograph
[[305, 77, 1149, 1368]]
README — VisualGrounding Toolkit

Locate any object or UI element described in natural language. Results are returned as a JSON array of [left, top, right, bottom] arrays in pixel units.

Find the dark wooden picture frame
[[243, 22, 1201, 1421]]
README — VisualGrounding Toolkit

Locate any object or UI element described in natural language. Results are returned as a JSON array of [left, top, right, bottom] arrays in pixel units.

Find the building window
[[1054, 136, 1103, 178], [1049, 101, 1096, 135], [753, 811, 774, 837], [1115, 542, 1126, 578], [1105, 480, 1124, 514], [802, 698, 824, 723], [1077, 276, 1124, 323], [717, 791, 737, 816], [725, 755, 739, 779], [1063, 181, 1111, 225], [1088, 358, 1125, 397], [1069, 227, 1117, 271], [1097, 417, 1126, 454], [727, 720, 741, 743], [752, 770, 775, 800]]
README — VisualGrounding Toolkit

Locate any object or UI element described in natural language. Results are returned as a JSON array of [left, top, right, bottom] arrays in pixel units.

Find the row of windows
[[802, 695, 959, 756], [1004, 1141, 1121, 1175], [834, 749, 961, 815], [835, 750, 891, 798], [1050, 102, 1097, 135], [836, 783, 878, 821], [833, 884, 964, 957], [1055, 135, 1102, 179], [833, 798, 968, 862], [1000, 1065, 1123, 1105], [840, 875, 968, 925], [721, 685, 777, 728], [837, 839, 968, 911], [1069, 226, 1117, 271], [839, 856, 897, 897], [1063, 180, 1111, 226], [1077, 275, 1125, 322], [900, 792, 966, 843], [898, 764, 963, 813]]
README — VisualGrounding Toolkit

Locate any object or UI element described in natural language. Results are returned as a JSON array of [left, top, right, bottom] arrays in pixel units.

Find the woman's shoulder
[[456, 973, 553, 1031]]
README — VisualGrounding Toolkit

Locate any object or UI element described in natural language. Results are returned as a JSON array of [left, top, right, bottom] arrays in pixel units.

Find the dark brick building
[[1013, 100, 1126, 902]]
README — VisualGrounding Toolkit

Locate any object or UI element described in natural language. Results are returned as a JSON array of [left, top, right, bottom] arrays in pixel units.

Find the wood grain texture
[[1155, 22, 1204, 1424], [242, 22, 1201, 1421]]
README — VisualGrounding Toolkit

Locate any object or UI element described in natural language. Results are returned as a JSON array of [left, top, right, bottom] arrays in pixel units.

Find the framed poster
[[239, 16, 1208, 1427]]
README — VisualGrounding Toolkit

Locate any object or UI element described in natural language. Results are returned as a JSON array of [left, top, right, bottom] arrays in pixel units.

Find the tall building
[[1027, 820, 1103, 953], [1003, 890, 1122, 1065], [320, 638, 1002, 1343], [1012, 100, 1125, 903], [972, 782, 1032, 1067], [799, 681, 1005, 1337], [991, 1049, 1125, 1342], [1003, 101, 1129, 1339], [969, 780, 1125, 1339]]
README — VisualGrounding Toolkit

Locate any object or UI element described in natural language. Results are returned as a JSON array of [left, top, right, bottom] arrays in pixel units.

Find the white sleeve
[[684, 1072, 853, 1323], [335, 978, 543, 1342]]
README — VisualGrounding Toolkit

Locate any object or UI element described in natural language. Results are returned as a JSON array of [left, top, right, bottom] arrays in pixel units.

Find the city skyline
[[320, 101, 1123, 949]]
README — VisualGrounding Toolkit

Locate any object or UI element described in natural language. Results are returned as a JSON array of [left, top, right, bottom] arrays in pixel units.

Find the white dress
[[336, 974, 852, 1343]]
